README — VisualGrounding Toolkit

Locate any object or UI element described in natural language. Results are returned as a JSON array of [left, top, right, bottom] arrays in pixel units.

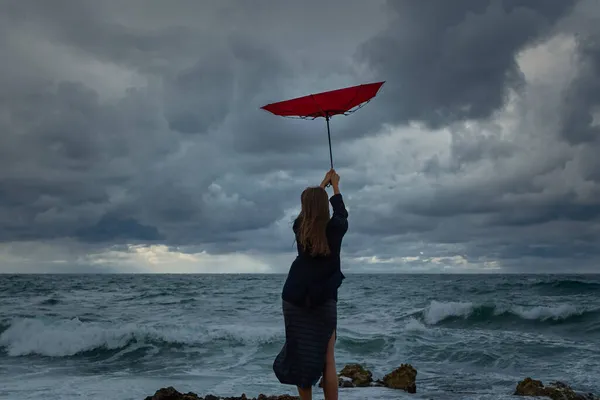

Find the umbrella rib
[[342, 82, 384, 114], [310, 94, 327, 118], [339, 83, 362, 114]]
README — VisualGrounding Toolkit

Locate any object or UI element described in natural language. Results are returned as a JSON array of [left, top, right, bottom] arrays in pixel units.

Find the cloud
[[357, 0, 579, 127], [340, 20, 600, 271], [0, 0, 599, 273]]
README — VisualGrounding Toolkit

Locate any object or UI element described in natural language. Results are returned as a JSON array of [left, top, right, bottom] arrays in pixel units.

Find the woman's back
[[282, 190, 348, 308]]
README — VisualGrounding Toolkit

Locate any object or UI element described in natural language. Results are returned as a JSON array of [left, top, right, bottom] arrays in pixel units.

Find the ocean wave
[[0, 322, 9, 336], [0, 317, 282, 357], [493, 278, 600, 293], [532, 279, 600, 292], [40, 298, 61, 306], [421, 300, 598, 325], [337, 335, 389, 353], [423, 301, 477, 325], [404, 317, 428, 332]]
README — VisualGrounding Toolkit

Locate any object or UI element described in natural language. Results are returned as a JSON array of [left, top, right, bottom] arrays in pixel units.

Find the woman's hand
[[330, 170, 340, 186], [320, 169, 334, 188], [330, 170, 340, 194]]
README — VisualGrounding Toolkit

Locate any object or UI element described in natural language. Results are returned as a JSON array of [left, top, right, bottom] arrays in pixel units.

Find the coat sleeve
[[329, 194, 348, 234]]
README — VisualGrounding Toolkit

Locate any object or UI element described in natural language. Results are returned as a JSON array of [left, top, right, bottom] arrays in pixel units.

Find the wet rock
[[144, 387, 300, 400], [514, 377, 546, 397], [144, 387, 201, 400], [515, 378, 599, 400], [339, 363, 374, 387], [316, 363, 418, 390], [381, 364, 417, 393]]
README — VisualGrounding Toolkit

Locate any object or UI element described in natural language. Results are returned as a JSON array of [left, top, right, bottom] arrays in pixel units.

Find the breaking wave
[[420, 300, 598, 326], [0, 317, 281, 358]]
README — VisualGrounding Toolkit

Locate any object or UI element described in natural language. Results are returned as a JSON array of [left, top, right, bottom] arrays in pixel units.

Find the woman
[[273, 168, 348, 400]]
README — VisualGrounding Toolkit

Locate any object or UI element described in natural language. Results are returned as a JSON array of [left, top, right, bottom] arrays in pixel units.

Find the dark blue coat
[[281, 193, 348, 307]]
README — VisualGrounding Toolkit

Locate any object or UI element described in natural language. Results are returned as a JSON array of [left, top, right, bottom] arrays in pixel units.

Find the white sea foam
[[510, 304, 584, 321], [423, 300, 475, 324], [0, 317, 282, 357], [404, 317, 429, 332], [421, 300, 590, 325]]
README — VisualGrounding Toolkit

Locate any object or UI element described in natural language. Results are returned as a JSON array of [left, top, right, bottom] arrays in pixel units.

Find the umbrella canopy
[[261, 81, 385, 119], [260, 81, 385, 169]]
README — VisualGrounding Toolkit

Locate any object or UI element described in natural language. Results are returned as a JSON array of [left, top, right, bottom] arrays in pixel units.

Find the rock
[[339, 363, 374, 387], [381, 364, 417, 393], [144, 387, 299, 400], [515, 377, 546, 397], [144, 387, 201, 400], [315, 363, 418, 391], [515, 378, 599, 400]]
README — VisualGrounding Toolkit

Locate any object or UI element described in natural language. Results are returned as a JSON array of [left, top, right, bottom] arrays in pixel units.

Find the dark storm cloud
[[358, 0, 579, 128], [164, 58, 235, 135], [331, 0, 600, 270], [559, 35, 600, 144], [163, 35, 291, 136], [76, 215, 163, 242], [0, 1, 300, 247], [1, 0, 204, 76], [0, 75, 181, 242]]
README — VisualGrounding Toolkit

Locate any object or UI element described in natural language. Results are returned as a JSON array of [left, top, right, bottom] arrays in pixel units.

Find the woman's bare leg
[[296, 386, 312, 400], [322, 330, 338, 400]]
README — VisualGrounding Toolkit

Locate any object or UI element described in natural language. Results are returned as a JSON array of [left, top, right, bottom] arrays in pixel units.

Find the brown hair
[[296, 186, 331, 257]]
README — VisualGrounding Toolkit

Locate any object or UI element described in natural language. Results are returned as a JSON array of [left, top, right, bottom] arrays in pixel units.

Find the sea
[[1, 274, 599, 400]]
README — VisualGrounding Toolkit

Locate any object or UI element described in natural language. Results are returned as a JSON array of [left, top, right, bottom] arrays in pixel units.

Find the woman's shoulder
[[293, 217, 300, 232]]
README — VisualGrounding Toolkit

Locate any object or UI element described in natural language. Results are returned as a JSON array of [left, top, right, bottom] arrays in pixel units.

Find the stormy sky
[[1, 0, 599, 273]]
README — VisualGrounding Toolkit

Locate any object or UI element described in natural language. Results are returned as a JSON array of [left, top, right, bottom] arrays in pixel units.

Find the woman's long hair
[[296, 187, 331, 257]]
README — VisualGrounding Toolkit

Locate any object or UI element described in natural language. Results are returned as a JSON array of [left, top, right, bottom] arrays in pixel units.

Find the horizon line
[[1, 272, 599, 275]]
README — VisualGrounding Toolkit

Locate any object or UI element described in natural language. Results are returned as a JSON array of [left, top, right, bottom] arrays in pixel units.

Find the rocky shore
[[143, 363, 598, 400], [514, 378, 598, 400]]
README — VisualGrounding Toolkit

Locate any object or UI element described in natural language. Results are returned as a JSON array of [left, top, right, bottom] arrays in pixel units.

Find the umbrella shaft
[[326, 115, 333, 169]]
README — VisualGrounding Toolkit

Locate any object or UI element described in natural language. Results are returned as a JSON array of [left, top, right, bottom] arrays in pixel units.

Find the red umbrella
[[261, 81, 385, 169]]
